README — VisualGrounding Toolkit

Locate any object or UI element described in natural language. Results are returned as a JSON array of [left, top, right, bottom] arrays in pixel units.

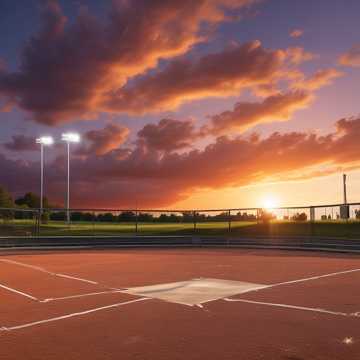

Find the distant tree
[[118, 211, 136, 222], [182, 212, 193, 223], [82, 212, 94, 222], [169, 214, 181, 223], [0, 185, 14, 220], [158, 214, 169, 223], [15, 192, 50, 209], [71, 212, 84, 222], [292, 212, 308, 221], [234, 212, 257, 221], [213, 212, 229, 222], [0, 185, 13, 208], [14, 204, 34, 219], [258, 210, 276, 223], [355, 209, 360, 220], [50, 212, 66, 221], [138, 213, 154, 222], [97, 212, 115, 222]]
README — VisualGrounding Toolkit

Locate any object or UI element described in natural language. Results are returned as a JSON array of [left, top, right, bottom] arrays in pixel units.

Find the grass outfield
[[1, 219, 360, 238]]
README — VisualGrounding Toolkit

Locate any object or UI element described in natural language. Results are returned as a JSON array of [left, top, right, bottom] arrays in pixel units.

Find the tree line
[[2, 184, 359, 222], [0, 185, 260, 222]]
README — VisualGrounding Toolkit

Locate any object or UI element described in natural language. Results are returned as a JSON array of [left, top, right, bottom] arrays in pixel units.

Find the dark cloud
[[137, 118, 199, 152], [76, 123, 129, 156], [3, 135, 38, 152], [2, 117, 360, 208], [0, 0, 257, 125], [105, 41, 297, 114], [204, 91, 313, 135]]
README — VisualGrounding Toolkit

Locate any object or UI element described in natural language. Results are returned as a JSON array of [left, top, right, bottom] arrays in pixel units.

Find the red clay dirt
[[0, 248, 359, 360]]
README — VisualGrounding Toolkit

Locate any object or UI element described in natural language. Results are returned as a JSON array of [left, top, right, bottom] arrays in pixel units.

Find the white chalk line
[[41, 290, 124, 303], [53, 273, 98, 285], [0, 259, 129, 302], [0, 283, 39, 301], [0, 297, 151, 332], [221, 268, 360, 318], [0, 259, 99, 285], [267, 268, 360, 289], [223, 298, 360, 318]]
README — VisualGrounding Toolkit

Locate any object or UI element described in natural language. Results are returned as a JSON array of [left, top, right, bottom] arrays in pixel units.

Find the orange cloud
[[77, 124, 129, 156], [105, 41, 293, 114], [338, 44, 360, 67], [0, 0, 257, 125], [290, 29, 304, 38], [292, 68, 343, 91], [205, 91, 313, 134], [286, 47, 316, 65], [2, 117, 360, 208]]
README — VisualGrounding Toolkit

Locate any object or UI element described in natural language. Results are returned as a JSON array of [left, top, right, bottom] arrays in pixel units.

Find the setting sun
[[262, 196, 279, 209]]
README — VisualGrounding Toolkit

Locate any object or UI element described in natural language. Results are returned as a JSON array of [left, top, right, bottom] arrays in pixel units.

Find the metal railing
[[1, 202, 360, 240]]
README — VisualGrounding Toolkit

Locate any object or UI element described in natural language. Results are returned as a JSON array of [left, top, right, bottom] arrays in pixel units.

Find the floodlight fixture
[[36, 136, 54, 146], [61, 132, 80, 143]]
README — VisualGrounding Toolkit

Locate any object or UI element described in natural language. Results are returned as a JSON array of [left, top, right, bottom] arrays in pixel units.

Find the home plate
[[124, 278, 268, 306]]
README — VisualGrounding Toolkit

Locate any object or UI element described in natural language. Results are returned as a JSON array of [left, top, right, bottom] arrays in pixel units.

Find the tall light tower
[[61, 133, 80, 223], [36, 136, 54, 216]]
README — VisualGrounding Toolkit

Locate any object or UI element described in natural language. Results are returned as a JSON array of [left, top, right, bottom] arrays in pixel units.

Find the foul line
[[267, 268, 360, 289], [0, 259, 98, 285], [0, 297, 150, 332], [41, 290, 124, 303], [53, 273, 98, 285], [223, 298, 360, 318], [0, 283, 39, 302]]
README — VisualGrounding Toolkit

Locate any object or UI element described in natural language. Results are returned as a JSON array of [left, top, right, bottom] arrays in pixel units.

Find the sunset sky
[[1, 0, 360, 210]]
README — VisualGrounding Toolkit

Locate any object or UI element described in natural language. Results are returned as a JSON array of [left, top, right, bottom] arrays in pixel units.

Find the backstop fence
[[1, 202, 360, 239]]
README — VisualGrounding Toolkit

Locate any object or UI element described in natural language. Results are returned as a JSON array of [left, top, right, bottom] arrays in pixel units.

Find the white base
[[125, 278, 268, 306]]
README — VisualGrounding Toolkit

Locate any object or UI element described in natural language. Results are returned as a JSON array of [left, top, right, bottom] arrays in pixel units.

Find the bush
[[355, 209, 360, 220], [258, 210, 276, 223], [292, 212, 307, 221]]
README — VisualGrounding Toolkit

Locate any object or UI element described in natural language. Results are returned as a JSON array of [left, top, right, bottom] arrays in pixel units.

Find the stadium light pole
[[61, 133, 80, 223], [36, 136, 54, 216]]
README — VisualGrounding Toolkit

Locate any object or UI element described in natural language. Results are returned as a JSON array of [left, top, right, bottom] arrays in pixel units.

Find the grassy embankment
[[1, 219, 360, 238]]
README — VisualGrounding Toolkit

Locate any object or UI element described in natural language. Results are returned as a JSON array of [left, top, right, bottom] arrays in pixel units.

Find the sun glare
[[262, 196, 279, 209]]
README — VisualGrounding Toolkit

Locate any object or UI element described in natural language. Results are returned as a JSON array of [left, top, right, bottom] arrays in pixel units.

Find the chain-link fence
[[1, 203, 360, 239], [0, 207, 40, 237]]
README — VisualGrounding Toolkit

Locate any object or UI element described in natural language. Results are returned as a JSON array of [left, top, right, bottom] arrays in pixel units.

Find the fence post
[[228, 210, 231, 233], [309, 206, 315, 236], [36, 209, 41, 237], [193, 211, 197, 233], [135, 211, 138, 235], [92, 211, 96, 237]]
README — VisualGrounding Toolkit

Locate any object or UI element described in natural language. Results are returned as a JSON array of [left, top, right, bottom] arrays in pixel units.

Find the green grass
[[1, 219, 360, 238]]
